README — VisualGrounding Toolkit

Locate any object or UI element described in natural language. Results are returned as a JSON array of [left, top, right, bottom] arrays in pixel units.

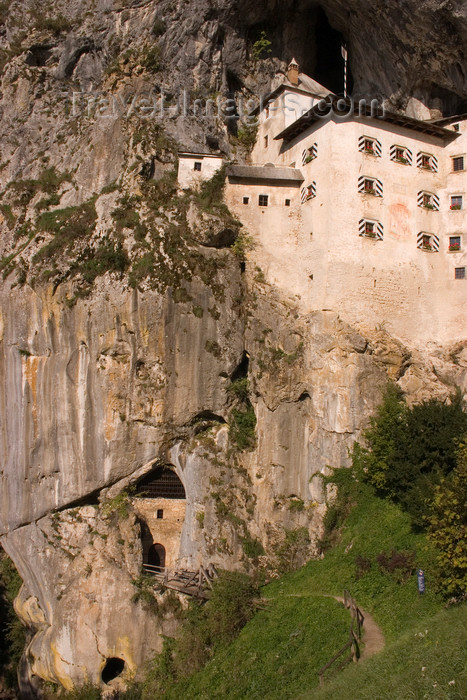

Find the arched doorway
[[147, 543, 166, 568]]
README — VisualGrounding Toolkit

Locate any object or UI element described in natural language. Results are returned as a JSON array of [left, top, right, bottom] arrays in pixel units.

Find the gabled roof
[[274, 98, 460, 143], [249, 73, 334, 116], [226, 165, 304, 183]]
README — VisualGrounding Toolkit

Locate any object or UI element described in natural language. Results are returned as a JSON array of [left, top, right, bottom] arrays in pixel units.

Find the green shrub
[[227, 377, 249, 402], [142, 45, 162, 73], [351, 384, 467, 527], [251, 30, 272, 60], [229, 405, 256, 451], [426, 441, 467, 598], [33, 200, 98, 263], [241, 534, 265, 559], [276, 527, 310, 573], [142, 572, 259, 697], [376, 549, 416, 584], [236, 124, 258, 150]]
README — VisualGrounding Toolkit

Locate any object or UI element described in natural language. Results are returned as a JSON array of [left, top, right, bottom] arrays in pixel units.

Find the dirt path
[[281, 593, 385, 659], [332, 595, 385, 658]]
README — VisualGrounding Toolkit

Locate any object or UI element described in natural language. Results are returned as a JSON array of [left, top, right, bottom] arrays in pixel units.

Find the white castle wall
[[227, 104, 467, 346], [178, 153, 223, 190]]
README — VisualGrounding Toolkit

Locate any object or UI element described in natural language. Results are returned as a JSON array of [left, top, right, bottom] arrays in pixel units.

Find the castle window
[[453, 124, 460, 132], [265, 104, 270, 118], [417, 152, 438, 172], [302, 143, 318, 165], [157, 509, 163, 519], [417, 191, 439, 211], [449, 236, 461, 252], [417, 232, 439, 252], [450, 195, 463, 210], [390, 145, 412, 165], [359, 218, 383, 240], [285, 199, 291, 206], [258, 194, 268, 206], [452, 156, 464, 172], [455, 267, 466, 279], [359, 136, 381, 157], [301, 182, 317, 202], [193, 161, 202, 171], [243, 196, 249, 205], [358, 176, 383, 196], [264, 135, 268, 148]]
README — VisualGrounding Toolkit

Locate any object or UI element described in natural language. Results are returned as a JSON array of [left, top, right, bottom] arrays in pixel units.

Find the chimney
[[287, 58, 299, 86]]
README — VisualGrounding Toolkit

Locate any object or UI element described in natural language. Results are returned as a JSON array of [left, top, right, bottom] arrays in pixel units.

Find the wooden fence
[[318, 590, 365, 686], [143, 562, 218, 599]]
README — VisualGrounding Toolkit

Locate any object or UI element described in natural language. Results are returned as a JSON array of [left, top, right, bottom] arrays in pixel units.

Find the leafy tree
[[426, 442, 467, 598], [352, 384, 467, 527]]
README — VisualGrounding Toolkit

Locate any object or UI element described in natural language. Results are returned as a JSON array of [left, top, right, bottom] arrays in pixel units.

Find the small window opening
[[365, 221, 375, 236], [157, 509, 163, 519], [194, 161, 202, 171], [455, 267, 466, 279], [449, 236, 461, 251], [364, 138, 374, 154], [452, 156, 464, 172], [364, 178, 375, 194], [265, 104, 270, 118], [285, 199, 291, 206], [264, 135, 268, 148], [453, 123, 460, 132], [258, 194, 268, 207], [423, 193, 433, 208], [243, 196, 249, 205], [421, 154, 431, 169], [451, 195, 463, 210], [102, 658, 125, 685], [394, 147, 408, 163], [421, 234, 432, 251]]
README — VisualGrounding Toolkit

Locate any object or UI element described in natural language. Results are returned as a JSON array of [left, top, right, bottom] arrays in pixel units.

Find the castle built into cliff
[[179, 60, 467, 346]]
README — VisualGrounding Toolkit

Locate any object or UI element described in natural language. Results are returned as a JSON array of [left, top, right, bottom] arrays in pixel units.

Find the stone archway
[[147, 543, 166, 568]]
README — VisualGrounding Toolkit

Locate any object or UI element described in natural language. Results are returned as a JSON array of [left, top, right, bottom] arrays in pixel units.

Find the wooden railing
[[142, 563, 218, 599], [318, 590, 365, 686]]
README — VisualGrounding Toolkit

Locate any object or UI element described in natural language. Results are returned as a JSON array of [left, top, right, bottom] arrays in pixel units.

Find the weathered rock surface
[[0, 0, 466, 693]]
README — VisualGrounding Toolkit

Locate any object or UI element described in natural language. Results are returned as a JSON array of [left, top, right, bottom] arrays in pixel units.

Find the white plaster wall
[[177, 155, 223, 190], [229, 114, 467, 346]]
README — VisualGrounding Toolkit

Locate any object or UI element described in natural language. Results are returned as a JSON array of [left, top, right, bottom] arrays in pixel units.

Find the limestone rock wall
[[0, 0, 466, 693]]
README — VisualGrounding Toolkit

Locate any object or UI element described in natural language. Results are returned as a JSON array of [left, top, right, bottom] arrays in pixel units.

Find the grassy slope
[[163, 472, 466, 699]]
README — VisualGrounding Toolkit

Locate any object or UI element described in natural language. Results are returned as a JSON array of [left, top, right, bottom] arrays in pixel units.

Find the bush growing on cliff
[[351, 384, 467, 527]]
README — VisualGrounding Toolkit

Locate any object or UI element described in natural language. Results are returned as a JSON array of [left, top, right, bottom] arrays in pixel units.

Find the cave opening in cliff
[[310, 6, 353, 96], [231, 351, 249, 382], [101, 657, 125, 684]]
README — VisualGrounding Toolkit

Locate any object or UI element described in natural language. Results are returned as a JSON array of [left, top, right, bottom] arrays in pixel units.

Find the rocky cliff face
[[0, 0, 466, 693]]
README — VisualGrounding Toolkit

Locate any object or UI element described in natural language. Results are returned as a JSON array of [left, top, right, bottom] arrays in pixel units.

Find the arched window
[[135, 466, 186, 499]]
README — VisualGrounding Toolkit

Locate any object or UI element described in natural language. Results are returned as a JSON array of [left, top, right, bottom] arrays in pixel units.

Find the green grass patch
[[308, 605, 467, 700], [153, 469, 464, 699]]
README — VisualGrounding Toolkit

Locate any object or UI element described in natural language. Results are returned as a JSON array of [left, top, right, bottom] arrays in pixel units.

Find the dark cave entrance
[[308, 6, 353, 96], [101, 657, 125, 684]]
